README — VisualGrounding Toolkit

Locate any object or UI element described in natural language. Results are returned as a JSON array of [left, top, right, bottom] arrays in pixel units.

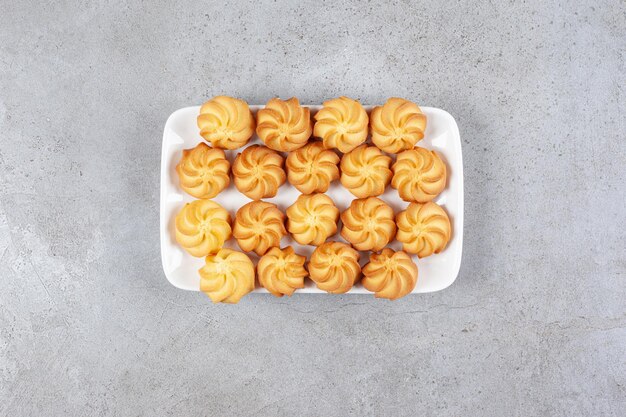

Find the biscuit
[[340, 144, 392, 198], [197, 96, 255, 150], [286, 141, 339, 194], [232, 145, 286, 200], [362, 249, 418, 300], [176, 143, 230, 199], [199, 248, 255, 303], [370, 98, 427, 153], [286, 193, 339, 246], [396, 202, 451, 258], [257, 247, 307, 297], [175, 199, 231, 257], [233, 201, 286, 255], [308, 242, 360, 294], [313, 96, 369, 153], [340, 197, 396, 251], [256, 97, 312, 152], [392, 147, 446, 202]]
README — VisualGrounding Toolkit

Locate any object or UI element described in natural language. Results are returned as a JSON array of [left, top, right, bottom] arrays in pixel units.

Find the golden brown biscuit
[[286, 193, 339, 246], [340, 144, 392, 198], [392, 147, 447, 203], [197, 96, 255, 150], [257, 247, 307, 297], [340, 197, 396, 251], [308, 242, 360, 294], [370, 98, 427, 153], [232, 145, 286, 200], [175, 200, 231, 257], [199, 248, 255, 303], [362, 249, 418, 300], [286, 141, 340, 194], [176, 143, 230, 199], [396, 202, 451, 258], [313, 96, 369, 153], [233, 201, 286, 255], [256, 97, 312, 152]]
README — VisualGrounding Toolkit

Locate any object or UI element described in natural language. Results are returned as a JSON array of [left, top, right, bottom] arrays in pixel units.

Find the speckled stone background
[[1, 0, 625, 416]]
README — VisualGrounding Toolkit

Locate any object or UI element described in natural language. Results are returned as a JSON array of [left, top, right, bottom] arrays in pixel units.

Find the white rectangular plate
[[160, 105, 463, 294]]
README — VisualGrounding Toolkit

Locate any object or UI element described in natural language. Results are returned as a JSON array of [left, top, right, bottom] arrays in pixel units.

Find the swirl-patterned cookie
[[285, 141, 340, 194], [362, 249, 418, 300], [392, 147, 446, 203], [256, 97, 312, 152], [309, 242, 360, 294], [197, 96, 255, 150], [175, 200, 231, 257], [232, 145, 286, 200], [340, 197, 396, 251], [286, 193, 339, 246], [233, 201, 286, 255], [257, 247, 307, 297], [176, 143, 230, 199], [313, 96, 369, 153], [199, 249, 255, 304], [370, 98, 427, 153], [396, 202, 451, 258], [340, 145, 392, 198]]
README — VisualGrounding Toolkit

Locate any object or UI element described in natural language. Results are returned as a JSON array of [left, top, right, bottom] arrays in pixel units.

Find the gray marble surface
[[1, 1, 625, 416]]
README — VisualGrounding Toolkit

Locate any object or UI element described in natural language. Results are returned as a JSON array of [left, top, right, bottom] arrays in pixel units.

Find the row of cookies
[[176, 198, 451, 260], [177, 141, 447, 203], [200, 244, 418, 303], [197, 95, 427, 154]]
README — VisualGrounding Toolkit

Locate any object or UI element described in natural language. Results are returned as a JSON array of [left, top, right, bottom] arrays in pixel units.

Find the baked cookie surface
[[340, 197, 396, 251], [233, 201, 286, 256], [175, 199, 231, 257], [286, 141, 339, 194], [232, 145, 286, 200], [286, 193, 339, 246], [308, 242, 361, 294], [176, 142, 230, 199], [313, 96, 369, 153], [199, 248, 255, 303], [362, 249, 418, 300], [197, 96, 255, 150], [396, 202, 451, 258], [392, 147, 446, 203], [257, 247, 307, 297], [370, 98, 427, 153], [340, 144, 392, 198], [256, 97, 312, 152]]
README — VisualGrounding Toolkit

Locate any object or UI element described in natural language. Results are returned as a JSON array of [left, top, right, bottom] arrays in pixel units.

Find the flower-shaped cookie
[[286, 141, 339, 194], [232, 145, 286, 200], [392, 147, 447, 203], [256, 97, 312, 152], [340, 145, 392, 198], [199, 249, 255, 303], [370, 98, 427, 153], [396, 202, 451, 258], [308, 242, 360, 294], [340, 197, 396, 251], [286, 194, 339, 246], [175, 200, 231, 257], [362, 249, 418, 300], [257, 247, 307, 297], [233, 201, 286, 255], [197, 96, 255, 150], [176, 143, 230, 199], [313, 96, 369, 153]]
